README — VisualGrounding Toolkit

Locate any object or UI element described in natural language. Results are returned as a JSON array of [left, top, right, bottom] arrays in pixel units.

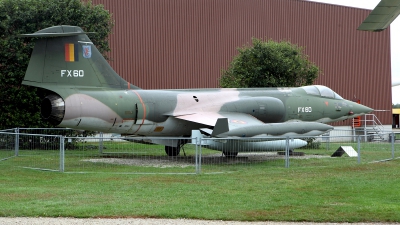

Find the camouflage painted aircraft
[[20, 25, 373, 156]]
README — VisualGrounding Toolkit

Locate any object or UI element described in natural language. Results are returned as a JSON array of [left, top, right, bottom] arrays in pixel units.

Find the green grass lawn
[[0, 141, 399, 222]]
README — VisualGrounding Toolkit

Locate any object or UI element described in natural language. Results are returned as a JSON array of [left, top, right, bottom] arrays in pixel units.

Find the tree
[[220, 38, 321, 88], [0, 0, 114, 129], [393, 103, 400, 109]]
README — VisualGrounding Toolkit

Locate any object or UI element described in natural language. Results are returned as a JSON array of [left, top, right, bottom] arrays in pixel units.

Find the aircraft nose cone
[[365, 106, 373, 113], [352, 103, 373, 115]]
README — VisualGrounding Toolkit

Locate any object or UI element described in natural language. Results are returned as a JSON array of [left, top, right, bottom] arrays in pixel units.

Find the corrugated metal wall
[[91, 0, 392, 125]]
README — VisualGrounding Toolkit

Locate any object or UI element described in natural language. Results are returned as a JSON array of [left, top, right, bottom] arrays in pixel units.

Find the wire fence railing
[[0, 128, 398, 174]]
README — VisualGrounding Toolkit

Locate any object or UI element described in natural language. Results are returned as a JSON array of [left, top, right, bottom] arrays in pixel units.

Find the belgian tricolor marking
[[65, 43, 79, 62]]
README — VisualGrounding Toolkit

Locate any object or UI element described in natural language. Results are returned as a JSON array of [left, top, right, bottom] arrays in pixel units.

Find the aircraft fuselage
[[47, 85, 371, 137]]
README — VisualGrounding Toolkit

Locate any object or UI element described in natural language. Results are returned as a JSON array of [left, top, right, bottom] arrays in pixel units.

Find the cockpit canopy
[[301, 85, 343, 100]]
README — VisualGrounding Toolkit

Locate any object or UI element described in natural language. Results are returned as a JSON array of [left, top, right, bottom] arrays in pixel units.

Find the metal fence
[[0, 128, 398, 174]]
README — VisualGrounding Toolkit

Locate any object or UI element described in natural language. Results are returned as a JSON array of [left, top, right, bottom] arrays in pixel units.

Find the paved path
[[0, 218, 398, 225]]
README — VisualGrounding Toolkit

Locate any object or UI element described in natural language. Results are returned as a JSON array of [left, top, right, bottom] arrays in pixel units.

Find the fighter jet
[[19, 25, 373, 156]]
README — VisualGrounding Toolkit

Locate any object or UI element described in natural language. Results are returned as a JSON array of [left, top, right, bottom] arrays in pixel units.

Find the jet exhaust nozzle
[[41, 94, 65, 125]]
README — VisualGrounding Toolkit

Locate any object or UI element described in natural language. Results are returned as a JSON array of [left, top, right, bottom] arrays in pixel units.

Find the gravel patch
[[81, 152, 329, 168], [82, 158, 193, 168]]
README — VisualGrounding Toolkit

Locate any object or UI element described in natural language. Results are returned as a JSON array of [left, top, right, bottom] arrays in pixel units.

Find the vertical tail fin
[[20, 25, 139, 91]]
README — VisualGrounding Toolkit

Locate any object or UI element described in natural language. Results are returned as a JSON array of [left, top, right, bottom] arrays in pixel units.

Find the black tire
[[165, 145, 180, 156], [222, 151, 238, 157]]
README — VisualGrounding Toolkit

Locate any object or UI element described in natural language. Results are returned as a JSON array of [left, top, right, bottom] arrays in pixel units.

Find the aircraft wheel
[[222, 151, 238, 158], [165, 145, 180, 156]]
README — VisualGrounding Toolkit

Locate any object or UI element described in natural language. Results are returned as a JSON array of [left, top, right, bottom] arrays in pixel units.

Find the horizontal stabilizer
[[19, 32, 95, 37], [19, 25, 95, 37]]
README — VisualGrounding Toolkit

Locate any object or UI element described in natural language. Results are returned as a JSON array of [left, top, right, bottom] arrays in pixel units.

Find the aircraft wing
[[176, 112, 268, 137], [358, 0, 400, 32], [175, 112, 264, 128]]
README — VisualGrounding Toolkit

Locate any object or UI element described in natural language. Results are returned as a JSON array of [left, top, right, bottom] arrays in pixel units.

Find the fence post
[[60, 135, 65, 172], [14, 128, 19, 157], [99, 132, 104, 154], [357, 136, 361, 164], [323, 132, 330, 151], [285, 137, 290, 168], [198, 139, 202, 174], [195, 137, 199, 174], [391, 132, 395, 159]]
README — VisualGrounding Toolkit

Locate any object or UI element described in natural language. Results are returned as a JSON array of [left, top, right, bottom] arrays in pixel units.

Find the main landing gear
[[164, 140, 187, 156], [165, 145, 180, 156]]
